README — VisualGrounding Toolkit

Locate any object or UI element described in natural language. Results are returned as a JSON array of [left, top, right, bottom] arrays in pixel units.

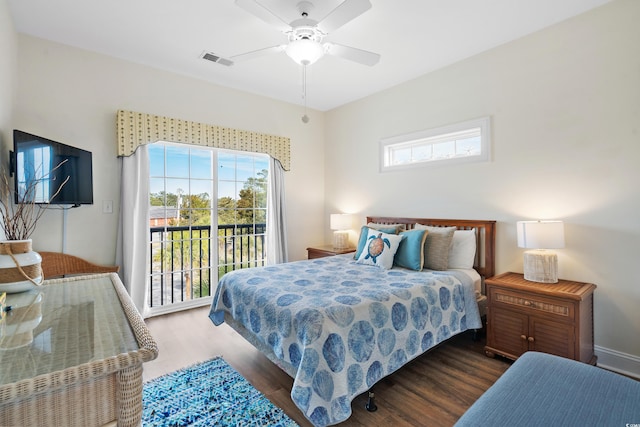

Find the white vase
[[0, 240, 43, 293]]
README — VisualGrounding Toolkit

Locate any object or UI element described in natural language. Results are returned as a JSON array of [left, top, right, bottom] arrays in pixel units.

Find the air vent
[[201, 52, 233, 67]]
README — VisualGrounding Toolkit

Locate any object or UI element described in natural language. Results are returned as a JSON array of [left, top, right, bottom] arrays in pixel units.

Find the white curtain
[[116, 145, 150, 315], [266, 157, 288, 264]]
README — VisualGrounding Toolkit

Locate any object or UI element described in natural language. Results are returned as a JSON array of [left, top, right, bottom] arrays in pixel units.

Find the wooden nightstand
[[306, 245, 355, 259], [484, 272, 596, 365]]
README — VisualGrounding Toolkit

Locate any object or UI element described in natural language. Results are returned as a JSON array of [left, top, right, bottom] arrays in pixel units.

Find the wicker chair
[[39, 251, 119, 279]]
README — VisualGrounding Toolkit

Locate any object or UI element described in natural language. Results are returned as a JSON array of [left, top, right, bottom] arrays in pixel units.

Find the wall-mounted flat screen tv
[[12, 130, 93, 206]]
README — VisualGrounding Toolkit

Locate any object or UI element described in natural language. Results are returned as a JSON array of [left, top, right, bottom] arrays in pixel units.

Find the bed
[[209, 217, 496, 426], [455, 351, 640, 426]]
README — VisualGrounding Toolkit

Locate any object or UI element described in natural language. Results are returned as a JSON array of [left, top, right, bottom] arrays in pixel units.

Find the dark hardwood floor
[[144, 306, 511, 426]]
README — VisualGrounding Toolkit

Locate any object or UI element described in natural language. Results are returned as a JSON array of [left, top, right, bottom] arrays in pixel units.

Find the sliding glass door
[[147, 142, 268, 314]]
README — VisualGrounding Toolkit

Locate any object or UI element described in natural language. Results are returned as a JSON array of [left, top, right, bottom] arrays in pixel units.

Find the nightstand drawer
[[490, 287, 575, 320]]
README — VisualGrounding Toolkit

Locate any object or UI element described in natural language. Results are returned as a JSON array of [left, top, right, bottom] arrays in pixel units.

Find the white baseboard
[[595, 345, 640, 379]]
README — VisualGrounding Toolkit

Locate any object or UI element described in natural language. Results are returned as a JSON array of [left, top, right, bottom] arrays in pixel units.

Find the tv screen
[[12, 130, 93, 206]]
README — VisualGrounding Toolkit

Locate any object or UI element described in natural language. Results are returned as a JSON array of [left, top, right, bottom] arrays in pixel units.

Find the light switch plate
[[103, 200, 113, 214]]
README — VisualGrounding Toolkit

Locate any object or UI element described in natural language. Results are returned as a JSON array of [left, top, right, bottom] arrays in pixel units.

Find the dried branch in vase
[[0, 160, 69, 241]]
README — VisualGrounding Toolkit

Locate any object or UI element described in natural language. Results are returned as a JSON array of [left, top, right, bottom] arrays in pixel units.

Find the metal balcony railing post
[[149, 223, 266, 308]]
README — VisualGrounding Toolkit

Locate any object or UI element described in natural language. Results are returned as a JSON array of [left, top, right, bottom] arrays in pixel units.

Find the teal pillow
[[394, 229, 428, 271], [356, 228, 403, 270], [354, 225, 399, 259]]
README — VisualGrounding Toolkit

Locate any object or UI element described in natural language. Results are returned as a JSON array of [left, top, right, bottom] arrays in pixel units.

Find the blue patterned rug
[[142, 357, 299, 426]]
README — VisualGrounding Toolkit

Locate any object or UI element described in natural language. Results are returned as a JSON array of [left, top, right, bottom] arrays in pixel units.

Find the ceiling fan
[[205, 0, 380, 67]]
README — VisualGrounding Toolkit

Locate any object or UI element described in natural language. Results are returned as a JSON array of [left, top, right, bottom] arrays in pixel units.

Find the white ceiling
[[7, 0, 611, 111]]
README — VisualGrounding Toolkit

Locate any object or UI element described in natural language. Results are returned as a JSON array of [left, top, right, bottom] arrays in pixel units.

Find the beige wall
[[13, 34, 325, 263], [0, 0, 16, 169], [325, 0, 640, 364]]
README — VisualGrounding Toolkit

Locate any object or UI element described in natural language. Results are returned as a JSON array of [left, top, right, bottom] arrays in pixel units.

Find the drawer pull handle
[[528, 336, 535, 342], [520, 335, 527, 341], [523, 301, 532, 306]]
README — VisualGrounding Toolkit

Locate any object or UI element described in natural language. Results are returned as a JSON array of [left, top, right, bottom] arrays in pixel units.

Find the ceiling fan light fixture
[[285, 39, 324, 65]]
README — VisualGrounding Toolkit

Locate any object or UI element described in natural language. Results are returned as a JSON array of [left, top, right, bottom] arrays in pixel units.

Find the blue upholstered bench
[[456, 351, 640, 427]]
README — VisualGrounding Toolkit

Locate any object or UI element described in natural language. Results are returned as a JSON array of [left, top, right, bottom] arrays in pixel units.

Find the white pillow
[[448, 229, 477, 269], [356, 228, 402, 269]]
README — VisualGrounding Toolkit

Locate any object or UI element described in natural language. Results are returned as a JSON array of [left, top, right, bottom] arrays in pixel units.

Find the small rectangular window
[[380, 117, 491, 172]]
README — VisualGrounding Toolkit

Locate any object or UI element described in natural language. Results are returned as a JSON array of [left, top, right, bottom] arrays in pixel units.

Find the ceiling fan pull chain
[[302, 65, 310, 123], [303, 63, 307, 101]]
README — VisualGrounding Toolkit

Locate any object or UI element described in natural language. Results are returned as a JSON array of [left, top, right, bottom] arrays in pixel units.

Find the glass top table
[[0, 273, 158, 426]]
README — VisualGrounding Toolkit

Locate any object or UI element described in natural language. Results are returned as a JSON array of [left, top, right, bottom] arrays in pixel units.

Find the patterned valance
[[116, 110, 291, 171]]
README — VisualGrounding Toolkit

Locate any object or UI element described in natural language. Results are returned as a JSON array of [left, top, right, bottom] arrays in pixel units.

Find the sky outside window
[[149, 143, 269, 203]]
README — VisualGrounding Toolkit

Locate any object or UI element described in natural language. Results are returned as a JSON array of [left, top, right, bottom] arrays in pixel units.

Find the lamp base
[[523, 250, 558, 283], [333, 231, 349, 250]]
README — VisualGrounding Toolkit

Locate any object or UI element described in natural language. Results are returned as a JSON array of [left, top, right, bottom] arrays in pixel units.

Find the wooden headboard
[[366, 216, 496, 280]]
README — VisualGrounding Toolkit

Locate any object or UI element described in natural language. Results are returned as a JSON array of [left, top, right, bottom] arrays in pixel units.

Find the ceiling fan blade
[[317, 0, 372, 34], [324, 43, 380, 66], [231, 45, 286, 63], [234, 0, 291, 32]]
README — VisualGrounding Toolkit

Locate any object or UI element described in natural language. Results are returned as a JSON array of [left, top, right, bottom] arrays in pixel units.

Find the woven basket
[[0, 240, 43, 292]]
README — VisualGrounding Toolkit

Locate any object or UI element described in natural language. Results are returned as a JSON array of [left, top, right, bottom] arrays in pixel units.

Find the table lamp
[[516, 220, 565, 283], [330, 214, 353, 249]]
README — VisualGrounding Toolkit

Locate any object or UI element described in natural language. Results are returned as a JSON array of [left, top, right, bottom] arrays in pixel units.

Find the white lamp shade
[[517, 220, 565, 249], [285, 39, 324, 65], [330, 214, 353, 231]]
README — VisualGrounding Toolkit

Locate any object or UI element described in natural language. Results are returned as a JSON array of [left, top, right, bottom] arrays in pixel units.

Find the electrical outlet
[[103, 200, 113, 214]]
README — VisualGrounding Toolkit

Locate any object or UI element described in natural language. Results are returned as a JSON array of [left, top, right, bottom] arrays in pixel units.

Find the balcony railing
[[149, 223, 266, 308]]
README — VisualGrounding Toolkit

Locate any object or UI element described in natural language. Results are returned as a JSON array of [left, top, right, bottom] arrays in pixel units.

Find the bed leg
[[365, 389, 378, 412], [472, 329, 480, 341]]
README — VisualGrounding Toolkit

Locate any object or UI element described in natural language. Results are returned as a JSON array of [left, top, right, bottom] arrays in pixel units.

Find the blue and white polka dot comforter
[[209, 254, 482, 427]]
